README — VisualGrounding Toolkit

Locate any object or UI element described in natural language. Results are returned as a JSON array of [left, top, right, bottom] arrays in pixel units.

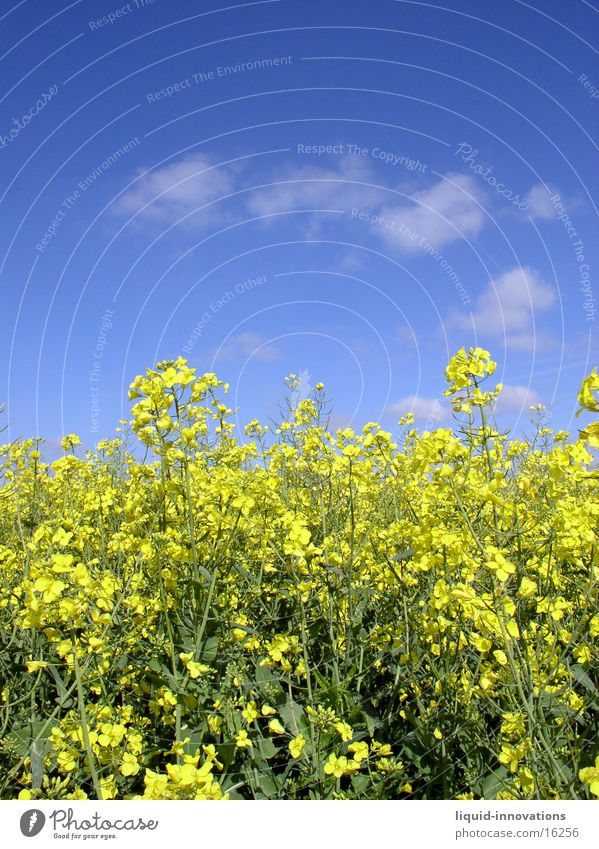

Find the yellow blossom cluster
[[0, 349, 597, 800]]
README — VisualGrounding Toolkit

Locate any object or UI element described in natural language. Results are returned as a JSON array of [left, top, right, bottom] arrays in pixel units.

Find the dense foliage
[[1, 348, 598, 800]]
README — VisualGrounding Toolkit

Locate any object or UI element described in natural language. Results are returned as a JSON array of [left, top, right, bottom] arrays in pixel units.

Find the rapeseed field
[[1, 348, 597, 800]]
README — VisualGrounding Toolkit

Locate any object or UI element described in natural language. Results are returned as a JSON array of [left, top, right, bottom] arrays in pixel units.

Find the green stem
[[72, 639, 103, 800]]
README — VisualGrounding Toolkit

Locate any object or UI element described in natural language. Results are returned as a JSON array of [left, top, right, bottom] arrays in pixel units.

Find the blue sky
[[1, 0, 597, 450]]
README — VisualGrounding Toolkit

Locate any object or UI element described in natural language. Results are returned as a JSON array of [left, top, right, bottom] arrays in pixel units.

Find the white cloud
[[378, 172, 486, 252], [115, 154, 488, 257], [385, 395, 450, 421], [524, 184, 556, 220], [246, 156, 380, 222], [115, 153, 234, 221], [215, 331, 281, 362], [454, 266, 556, 351], [337, 250, 365, 273], [495, 383, 540, 414], [246, 163, 486, 253]]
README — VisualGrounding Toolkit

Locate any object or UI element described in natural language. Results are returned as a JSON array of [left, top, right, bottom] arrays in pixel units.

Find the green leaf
[[257, 736, 278, 760], [217, 741, 237, 771], [477, 767, 509, 800], [231, 562, 259, 584], [362, 706, 379, 738], [10, 722, 50, 759], [393, 547, 415, 561], [254, 663, 284, 696], [185, 574, 211, 592], [570, 664, 598, 697], [351, 773, 370, 794], [46, 663, 68, 702], [279, 699, 305, 736], [255, 771, 278, 798], [201, 636, 219, 662], [230, 621, 258, 635]]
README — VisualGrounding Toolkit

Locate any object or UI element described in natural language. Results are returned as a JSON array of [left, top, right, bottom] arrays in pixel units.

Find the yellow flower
[[573, 645, 592, 664], [333, 721, 353, 742], [100, 776, 117, 800], [241, 701, 259, 724], [34, 576, 66, 603], [576, 368, 599, 414], [57, 751, 77, 772], [348, 741, 369, 762], [517, 577, 537, 598], [579, 756, 599, 796], [371, 741, 392, 757], [179, 652, 209, 679], [98, 722, 126, 748], [445, 347, 496, 396], [166, 762, 199, 787], [499, 739, 532, 773], [288, 734, 306, 758], [324, 754, 359, 778], [505, 620, 520, 639], [235, 730, 252, 748], [284, 520, 312, 557], [268, 719, 285, 735], [471, 634, 492, 653], [120, 752, 140, 777], [52, 527, 73, 547], [579, 420, 599, 448], [26, 661, 47, 673], [168, 738, 190, 757], [518, 767, 535, 796], [143, 769, 169, 798], [202, 744, 223, 770], [485, 548, 516, 582], [208, 715, 223, 734]]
